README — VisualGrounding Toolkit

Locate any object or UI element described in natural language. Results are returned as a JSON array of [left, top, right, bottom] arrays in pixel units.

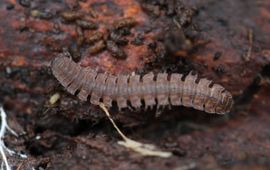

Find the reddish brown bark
[[0, 0, 270, 169]]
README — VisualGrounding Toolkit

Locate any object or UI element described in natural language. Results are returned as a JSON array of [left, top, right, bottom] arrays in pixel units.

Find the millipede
[[112, 17, 137, 30], [87, 40, 106, 54], [51, 53, 233, 114]]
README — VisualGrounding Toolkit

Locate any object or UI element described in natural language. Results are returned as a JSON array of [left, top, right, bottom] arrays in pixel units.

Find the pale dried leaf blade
[[118, 139, 172, 158], [99, 103, 172, 158]]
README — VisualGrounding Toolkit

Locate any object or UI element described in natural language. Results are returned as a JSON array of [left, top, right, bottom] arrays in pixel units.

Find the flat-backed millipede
[[86, 31, 104, 44], [60, 11, 83, 22], [106, 40, 127, 59], [110, 31, 128, 46], [51, 53, 233, 114], [112, 17, 137, 30], [87, 40, 106, 54], [76, 19, 98, 30]]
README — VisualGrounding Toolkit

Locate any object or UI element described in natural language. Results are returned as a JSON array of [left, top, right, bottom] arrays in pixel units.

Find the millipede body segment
[[51, 54, 233, 114]]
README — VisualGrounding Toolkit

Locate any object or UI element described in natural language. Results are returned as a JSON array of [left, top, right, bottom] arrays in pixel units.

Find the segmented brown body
[[110, 31, 128, 46], [60, 11, 83, 22], [112, 17, 137, 30], [86, 31, 104, 44], [76, 19, 98, 30], [87, 40, 106, 54], [51, 54, 233, 114], [106, 40, 127, 59]]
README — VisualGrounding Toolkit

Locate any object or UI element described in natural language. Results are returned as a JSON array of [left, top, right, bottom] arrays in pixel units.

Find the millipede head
[[215, 90, 234, 114]]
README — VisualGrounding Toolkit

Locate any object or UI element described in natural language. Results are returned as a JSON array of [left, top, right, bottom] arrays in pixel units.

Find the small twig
[[0, 107, 27, 170], [173, 17, 182, 29], [244, 28, 253, 61], [99, 103, 130, 142], [0, 107, 12, 170], [99, 103, 172, 158]]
